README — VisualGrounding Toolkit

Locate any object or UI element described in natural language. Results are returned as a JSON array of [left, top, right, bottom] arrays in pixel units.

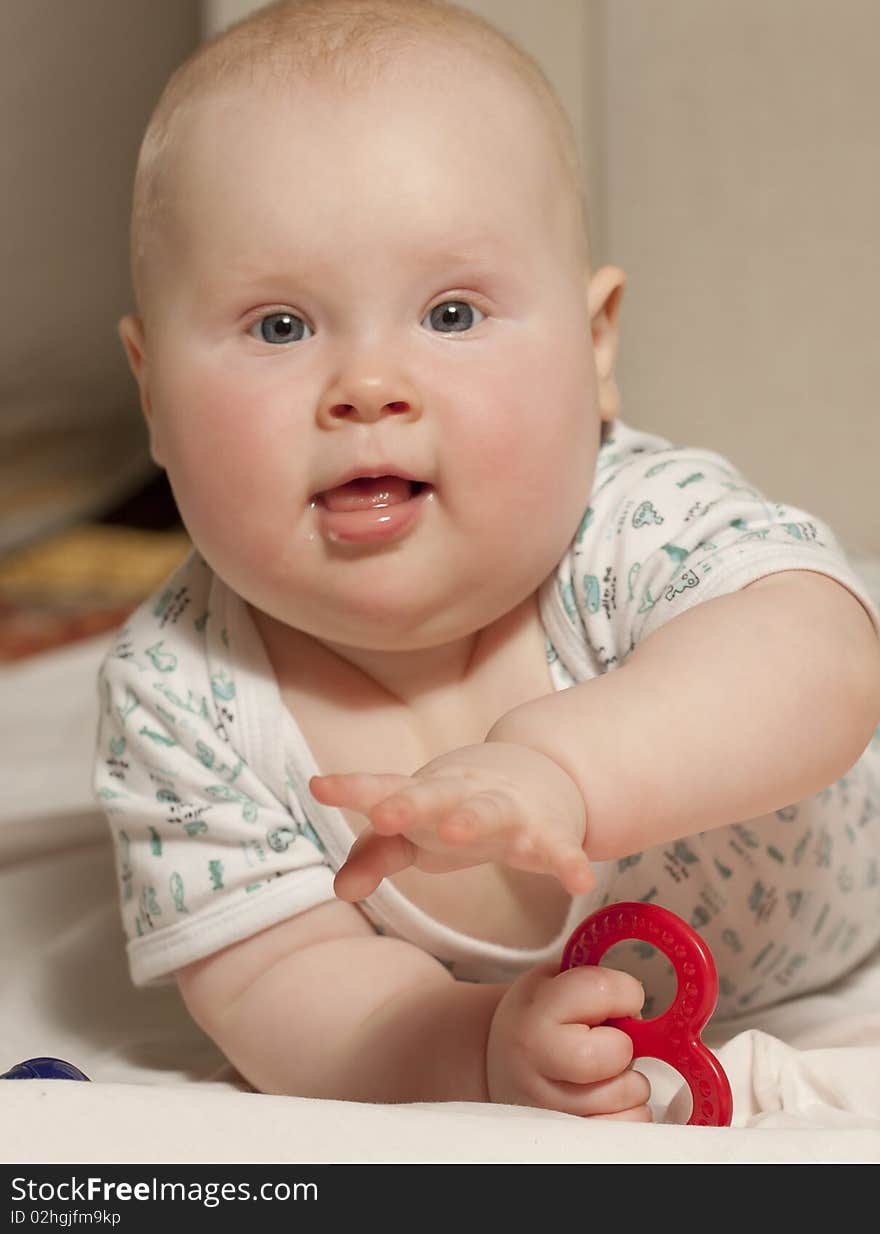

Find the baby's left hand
[[309, 741, 594, 901]]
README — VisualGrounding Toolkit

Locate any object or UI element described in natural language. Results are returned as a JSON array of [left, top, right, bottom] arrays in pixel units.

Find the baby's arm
[[176, 898, 648, 1115], [177, 899, 496, 1102], [490, 570, 880, 860], [315, 571, 880, 886]]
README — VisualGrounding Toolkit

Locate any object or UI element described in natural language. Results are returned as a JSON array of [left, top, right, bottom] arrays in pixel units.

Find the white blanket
[[2, 592, 880, 1164]]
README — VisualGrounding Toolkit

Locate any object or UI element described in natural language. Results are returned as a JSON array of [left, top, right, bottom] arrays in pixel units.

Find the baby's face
[[124, 56, 616, 652]]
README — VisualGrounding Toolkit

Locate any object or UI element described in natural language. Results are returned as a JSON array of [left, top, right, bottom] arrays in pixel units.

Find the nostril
[[328, 401, 410, 419]]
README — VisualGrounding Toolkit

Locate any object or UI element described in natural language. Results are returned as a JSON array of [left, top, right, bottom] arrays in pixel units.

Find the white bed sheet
[[2, 565, 880, 1165]]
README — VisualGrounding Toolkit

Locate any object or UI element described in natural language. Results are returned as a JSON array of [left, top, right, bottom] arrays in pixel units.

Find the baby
[[94, 0, 880, 1118]]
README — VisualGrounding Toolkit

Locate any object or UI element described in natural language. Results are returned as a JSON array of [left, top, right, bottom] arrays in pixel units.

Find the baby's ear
[[117, 314, 163, 465], [587, 266, 626, 423]]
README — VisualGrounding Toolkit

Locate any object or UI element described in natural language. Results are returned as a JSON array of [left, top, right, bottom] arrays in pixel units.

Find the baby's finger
[[455, 812, 592, 895], [553, 848, 596, 896], [310, 773, 412, 815], [537, 964, 646, 1026], [547, 1066, 652, 1118], [333, 829, 417, 901], [592, 1104, 653, 1123], [532, 1023, 634, 1085], [369, 777, 472, 835], [503, 834, 594, 895]]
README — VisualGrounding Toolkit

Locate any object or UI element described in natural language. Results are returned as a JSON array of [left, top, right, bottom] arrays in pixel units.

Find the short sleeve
[[540, 422, 880, 681], [93, 553, 336, 986]]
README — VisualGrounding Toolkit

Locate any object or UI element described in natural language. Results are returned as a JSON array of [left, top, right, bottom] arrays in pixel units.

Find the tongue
[[321, 475, 412, 512]]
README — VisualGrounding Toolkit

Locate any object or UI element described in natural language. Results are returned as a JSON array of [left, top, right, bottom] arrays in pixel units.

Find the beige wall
[[605, 0, 880, 557], [1, 1, 200, 547], [1, 2, 200, 436]]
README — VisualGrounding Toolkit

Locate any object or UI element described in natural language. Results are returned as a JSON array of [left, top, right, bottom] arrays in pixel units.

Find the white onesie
[[93, 420, 880, 1019]]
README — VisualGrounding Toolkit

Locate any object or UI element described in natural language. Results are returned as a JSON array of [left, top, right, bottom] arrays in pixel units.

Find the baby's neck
[[250, 593, 542, 719], [315, 635, 481, 706]]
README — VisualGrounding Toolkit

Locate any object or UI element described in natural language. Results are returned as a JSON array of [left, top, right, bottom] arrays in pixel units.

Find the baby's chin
[[265, 600, 495, 655], [248, 571, 529, 657]]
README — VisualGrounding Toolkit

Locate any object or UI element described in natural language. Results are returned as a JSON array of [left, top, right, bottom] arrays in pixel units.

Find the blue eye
[[250, 312, 312, 344], [423, 300, 485, 333]]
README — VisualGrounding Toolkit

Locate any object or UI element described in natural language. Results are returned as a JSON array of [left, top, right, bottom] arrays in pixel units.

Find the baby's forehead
[[174, 50, 571, 215], [189, 42, 554, 146], [198, 85, 563, 250], [133, 25, 590, 315]]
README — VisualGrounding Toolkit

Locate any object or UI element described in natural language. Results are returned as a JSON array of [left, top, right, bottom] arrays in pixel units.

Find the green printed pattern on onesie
[[94, 552, 334, 958]]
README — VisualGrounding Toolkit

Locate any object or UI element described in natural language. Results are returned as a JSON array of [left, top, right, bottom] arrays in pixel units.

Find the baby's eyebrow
[[197, 234, 518, 303], [406, 241, 521, 289], [416, 236, 510, 270], [422, 249, 501, 274]]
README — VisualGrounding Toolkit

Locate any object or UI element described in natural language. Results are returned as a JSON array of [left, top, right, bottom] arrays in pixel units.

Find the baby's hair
[[129, 0, 591, 321]]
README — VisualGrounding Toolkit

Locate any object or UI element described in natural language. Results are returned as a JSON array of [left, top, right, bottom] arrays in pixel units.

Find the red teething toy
[[560, 901, 733, 1126]]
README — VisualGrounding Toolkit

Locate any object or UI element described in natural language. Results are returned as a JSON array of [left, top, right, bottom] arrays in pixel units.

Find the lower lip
[[313, 485, 433, 544]]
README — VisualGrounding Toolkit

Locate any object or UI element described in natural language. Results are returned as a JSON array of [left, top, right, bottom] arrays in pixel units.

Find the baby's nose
[[316, 374, 422, 426]]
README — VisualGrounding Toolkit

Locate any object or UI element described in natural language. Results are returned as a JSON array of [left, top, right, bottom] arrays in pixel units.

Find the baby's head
[[119, 0, 625, 654], [129, 0, 593, 327]]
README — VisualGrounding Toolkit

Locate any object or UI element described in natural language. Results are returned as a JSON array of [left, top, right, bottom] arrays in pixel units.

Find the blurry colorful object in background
[[0, 523, 190, 662]]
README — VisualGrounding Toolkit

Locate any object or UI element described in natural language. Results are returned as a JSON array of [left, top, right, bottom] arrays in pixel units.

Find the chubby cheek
[[149, 358, 308, 578], [448, 333, 598, 554]]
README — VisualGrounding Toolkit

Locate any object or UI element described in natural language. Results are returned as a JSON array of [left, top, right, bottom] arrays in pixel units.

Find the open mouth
[[312, 476, 433, 544], [316, 476, 429, 511]]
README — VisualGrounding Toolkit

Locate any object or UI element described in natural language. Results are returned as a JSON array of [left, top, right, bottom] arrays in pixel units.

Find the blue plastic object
[[1, 1056, 90, 1081]]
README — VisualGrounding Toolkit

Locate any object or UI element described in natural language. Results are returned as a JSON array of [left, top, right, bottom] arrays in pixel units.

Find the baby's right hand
[[486, 961, 652, 1120]]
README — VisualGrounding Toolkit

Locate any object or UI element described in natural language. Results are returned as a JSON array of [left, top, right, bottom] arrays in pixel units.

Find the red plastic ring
[[560, 901, 733, 1126]]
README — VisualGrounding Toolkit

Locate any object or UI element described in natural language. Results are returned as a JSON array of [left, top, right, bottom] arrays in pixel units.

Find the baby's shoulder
[[97, 548, 216, 684], [595, 420, 739, 487], [587, 421, 751, 527]]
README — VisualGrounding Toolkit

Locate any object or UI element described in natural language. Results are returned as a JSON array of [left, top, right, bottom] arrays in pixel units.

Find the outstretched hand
[[309, 740, 594, 901]]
